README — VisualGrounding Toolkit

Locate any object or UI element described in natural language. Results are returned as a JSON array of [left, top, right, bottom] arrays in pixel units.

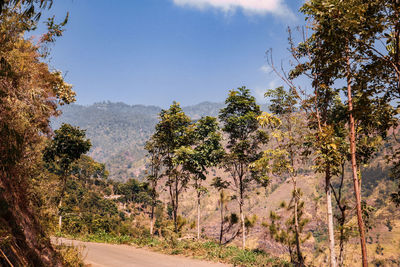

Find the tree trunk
[[332, 164, 347, 267], [292, 179, 303, 266], [58, 196, 63, 232], [58, 177, 67, 233], [238, 172, 246, 249], [173, 174, 179, 233], [197, 192, 201, 240], [219, 195, 224, 244], [338, 210, 346, 267], [173, 204, 178, 233], [239, 199, 245, 249], [346, 56, 368, 267], [167, 174, 178, 233], [326, 168, 337, 267], [150, 204, 155, 236]]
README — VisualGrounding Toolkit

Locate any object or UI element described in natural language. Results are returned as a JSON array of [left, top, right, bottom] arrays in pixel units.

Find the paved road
[[54, 238, 230, 267]]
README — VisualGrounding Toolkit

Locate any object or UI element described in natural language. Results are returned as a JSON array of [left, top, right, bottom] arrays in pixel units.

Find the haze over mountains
[[52, 101, 268, 181]]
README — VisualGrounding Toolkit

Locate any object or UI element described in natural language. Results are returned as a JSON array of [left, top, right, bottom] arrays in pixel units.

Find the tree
[[144, 137, 163, 235], [0, 1, 74, 264], [61, 176, 120, 236], [114, 178, 152, 219], [298, 2, 398, 265], [151, 102, 194, 233], [71, 155, 109, 188], [219, 87, 269, 249], [43, 123, 91, 232], [254, 86, 309, 266], [175, 116, 224, 239]]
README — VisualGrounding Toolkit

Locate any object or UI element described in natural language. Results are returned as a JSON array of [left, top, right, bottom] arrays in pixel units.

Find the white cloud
[[267, 79, 278, 89], [260, 64, 272, 74], [172, 0, 295, 18], [254, 79, 280, 102], [254, 87, 266, 101]]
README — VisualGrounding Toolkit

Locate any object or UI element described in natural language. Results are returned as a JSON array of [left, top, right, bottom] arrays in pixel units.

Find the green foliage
[[244, 214, 257, 229], [71, 155, 108, 183], [219, 87, 267, 184], [37, 149, 153, 239], [229, 213, 239, 225], [175, 116, 224, 195], [43, 123, 92, 232], [174, 115, 224, 237], [264, 86, 298, 116], [211, 176, 229, 191], [81, 230, 134, 244], [252, 86, 308, 180], [218, 86, 269, 247], [155, 102, 193, 158], [114, 178, 152, 209], [44, 123, 91, 175], [148, 102, 195, 232], [220, 87, 262, 142]]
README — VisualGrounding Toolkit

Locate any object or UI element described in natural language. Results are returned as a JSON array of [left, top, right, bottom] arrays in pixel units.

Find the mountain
[[52, 101, 269, 181], [51, 102, 159, 181]]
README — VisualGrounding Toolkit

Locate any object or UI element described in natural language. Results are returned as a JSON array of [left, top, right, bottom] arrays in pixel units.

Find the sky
[[38, 0, 305, 108]]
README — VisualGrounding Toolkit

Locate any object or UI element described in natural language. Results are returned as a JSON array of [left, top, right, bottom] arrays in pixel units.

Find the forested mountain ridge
[[51, 101, 268, 181], [51, 102, 160, 181]]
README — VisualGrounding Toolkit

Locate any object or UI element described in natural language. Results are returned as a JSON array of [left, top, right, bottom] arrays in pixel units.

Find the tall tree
[[144, 137, 163, 236], [219, 87, 269, 249], [289, 36, 345, 266], [175, 116, 224, 240], [151, 102, 193, 233], [299, 1, 397, 265], [43, 123, 91, 232], [254, 86, 309, 266]]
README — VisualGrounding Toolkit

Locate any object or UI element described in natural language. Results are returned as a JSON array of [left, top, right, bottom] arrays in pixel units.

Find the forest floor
[[53, 237, 231, 267]]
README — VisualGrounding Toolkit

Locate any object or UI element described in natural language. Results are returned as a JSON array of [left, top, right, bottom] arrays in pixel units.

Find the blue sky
[[39, 0, 304, 108]]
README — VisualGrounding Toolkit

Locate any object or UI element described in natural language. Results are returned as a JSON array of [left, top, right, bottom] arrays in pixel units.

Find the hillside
[[169, 156, 400, 266], [51, 101, 268, 181], [51, 101, 400, 265]]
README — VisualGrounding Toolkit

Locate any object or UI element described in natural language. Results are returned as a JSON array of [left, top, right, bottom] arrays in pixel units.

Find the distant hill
[[52, 101, 269, 181]]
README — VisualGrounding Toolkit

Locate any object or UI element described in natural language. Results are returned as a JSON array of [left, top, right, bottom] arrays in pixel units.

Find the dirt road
[[54, 238, 230, 267]]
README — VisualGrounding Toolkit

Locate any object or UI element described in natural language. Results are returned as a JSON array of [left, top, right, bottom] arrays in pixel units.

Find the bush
[[55, 243, 85, 267]]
